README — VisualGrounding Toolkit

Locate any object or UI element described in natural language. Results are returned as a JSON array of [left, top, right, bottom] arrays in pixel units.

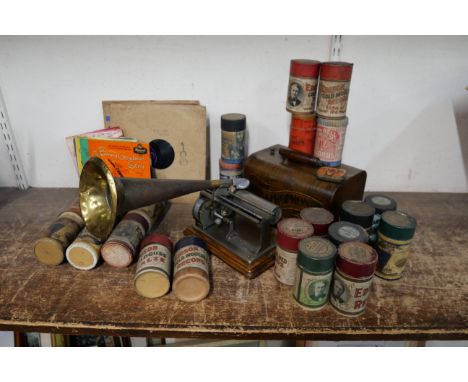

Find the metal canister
[[34, 203, 85, 266], [134, 234, 173, 298], [274, 218, 314, 285], [340, 200, 375, 234], [375, 210, 417, 280], [173, 236, 210, 302], [314, 117, 348, 167], [364, 194, 397, 244], [66, 227, 104, 270], [300, 207, 334, 237], [219, 158, 243, 179], [288, 113, 317, 155], [330, 242, 377, 316], [101, 211, 150, 268], [286, 59, 320, 114], [293, 237, 337, 310], [328, 221, 369, 247], [221, 113, 246, 164], [316, 61, 353, 119]]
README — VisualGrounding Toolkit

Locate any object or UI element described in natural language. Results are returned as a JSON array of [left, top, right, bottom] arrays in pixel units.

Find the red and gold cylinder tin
[[316, 61, 353, 119], [330, 242, 377, 316], [375, 210, 417, 280], [173, 236, 211, 302], [288, 113, 317, 155], [134, 234, 173, 298], [34, 203, 85, 266], [340, 200, 375, 234], [314, 117, 348, 167], [101, 211, 150, 268], [293, 237, 337, 310], [274, 218, 314, 285], [300, 207, 334, 237], [66, 227, 104, 270], [286, 59, 320, 114]]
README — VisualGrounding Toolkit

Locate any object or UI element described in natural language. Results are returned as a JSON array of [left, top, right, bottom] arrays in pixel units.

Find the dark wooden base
[[183, 226, 275, 279]]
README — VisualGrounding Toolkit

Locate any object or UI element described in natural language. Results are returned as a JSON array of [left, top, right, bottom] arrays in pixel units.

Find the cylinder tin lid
[[320, 61, 353, 81], [101, 241, 134, 268], [297, 237, 337, 273], [379, 210, 417, 241], [140, 233, 173, 253], [341, 200, 375, 228], [291, 113, 317, 122], [337, 242, 377, 278], [221, 113, 246, 132], [317, 117, 349, 128], [290, 59, 321, 78], [364, 194, 397, 214], [277, 218, 314, 252], [328, 221, 369, 244], [175, 235, 208, 253], [34, 238, 64, 266], [66, 241, 99, 270], [300, 207, 334, 225]]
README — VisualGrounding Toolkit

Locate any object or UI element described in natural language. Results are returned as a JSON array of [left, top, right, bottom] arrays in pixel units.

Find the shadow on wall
[[365, 99, 468, 192], [452, 94, 468, 188]]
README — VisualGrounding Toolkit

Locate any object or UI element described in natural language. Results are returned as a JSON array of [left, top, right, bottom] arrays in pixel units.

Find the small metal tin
[[293, 237, 337, 310], [314, 117, 348, 167], [300, 207, 334, 237], [134, 234, 173, 298], [375, 210, 417, 280], [173, 236, 211, 302], [288, 113, 317, 155], [328, 221, 369, 247], [286, 59, 321, 114], [364, 194, 397, 244], [316, 166, 347, 183], [221, 113, 246, 164], [330, 242, 377, 316], [340, 200, 375, 233], [316, 61, 353, 119]]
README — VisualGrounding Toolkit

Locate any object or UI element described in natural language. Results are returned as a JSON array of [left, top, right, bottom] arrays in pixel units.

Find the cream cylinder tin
[[66, 227, 104, 270]]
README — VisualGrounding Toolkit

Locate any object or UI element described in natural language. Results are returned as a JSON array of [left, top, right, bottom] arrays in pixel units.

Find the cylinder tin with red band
[[219, 158, 243, 171], [330, 242, 377, 316], [314, 117, 348, 167], [286, 59, 320, 114], [317, 61, 353, 119], [276, 218, 314, 252], [300, 207, 334, 236], [288, 113, 317, 155]]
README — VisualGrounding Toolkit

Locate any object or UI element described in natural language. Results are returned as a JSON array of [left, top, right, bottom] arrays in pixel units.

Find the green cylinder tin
[[379, 210, 416, 241], [297, 237, 337, 273]]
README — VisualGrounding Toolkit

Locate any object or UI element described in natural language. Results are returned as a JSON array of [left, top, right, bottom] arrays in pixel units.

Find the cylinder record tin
[[274, 245, 298, 286], [300, 207, 334, 237], [66, 227, 104, 271], [293, 237, 337, 310], [330, 242, 377, 316], [288, 113, 317, 155], [314, 117, 348, 167], [219, 158, 243, 171], [276, 218, 314, 252], [134, 234, 173, 298], [364, 194, 398, 243], [173, 236, 210, 302], [316, 62, 353, 119], [221, 113, 246, 163], [328, 221, 369, 247], [340, 200, 375, 232], [376, 210, 417, 280], [286, 59, 320, 114]]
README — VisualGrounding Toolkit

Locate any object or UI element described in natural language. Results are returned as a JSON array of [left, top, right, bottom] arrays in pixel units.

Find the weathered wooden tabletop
[[0, 188, 467, 340]]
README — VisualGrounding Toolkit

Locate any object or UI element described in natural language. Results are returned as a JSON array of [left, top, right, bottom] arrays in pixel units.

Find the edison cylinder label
[[286, 76, 318, 113], [314, 124, 347, 165], [330, 269, 373, 316], [375, 232, 412, 280], [136, 243, 172, 278], [274, 246, 297, 285], [316, 80, 351, 118], [222, 130, 245, 162], [293, 268, 333, 309], [174, 245, 209, 274]]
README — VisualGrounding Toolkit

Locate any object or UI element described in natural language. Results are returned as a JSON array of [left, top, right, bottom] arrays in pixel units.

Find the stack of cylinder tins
[[219, 113, 246, 180], [273, 193, 417, 316], [286, 59, 353, 167]]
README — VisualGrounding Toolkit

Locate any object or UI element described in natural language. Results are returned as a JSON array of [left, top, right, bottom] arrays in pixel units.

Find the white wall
[[0, 36, 467, 192]]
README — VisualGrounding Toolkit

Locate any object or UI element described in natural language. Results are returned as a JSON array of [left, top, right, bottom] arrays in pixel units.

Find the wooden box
[[244, 145, 367, 218]]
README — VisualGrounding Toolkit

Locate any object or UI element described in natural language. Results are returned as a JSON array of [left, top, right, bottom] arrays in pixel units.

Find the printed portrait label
[[286, 76, 318, 113], [293, 268, 333, 309], [330, 270, 373, 315]]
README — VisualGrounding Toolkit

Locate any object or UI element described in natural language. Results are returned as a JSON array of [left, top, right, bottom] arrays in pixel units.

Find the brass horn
[[79, 156, 232, 240]]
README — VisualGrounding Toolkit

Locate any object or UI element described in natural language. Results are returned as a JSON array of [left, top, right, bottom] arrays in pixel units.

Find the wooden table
[[0, 188, 467, 340]]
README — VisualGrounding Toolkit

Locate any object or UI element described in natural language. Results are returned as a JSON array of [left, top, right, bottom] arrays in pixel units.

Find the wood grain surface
[[0, 188, 467, 340]]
